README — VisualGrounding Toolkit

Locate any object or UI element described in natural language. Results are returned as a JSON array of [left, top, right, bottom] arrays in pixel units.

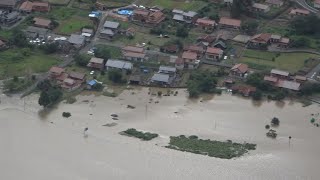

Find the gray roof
[[151, 73, 170, 83], [271, 34, 281, 39], [5, 11, 19, 20], [172, 9, 184, 14], [173, 14, 184, 21], [103, 21, 120, 29], [100, 29, 114, 36], [271, 69, 289, 76], [278, 80, 300, 91], [105, 59, 132, 70], [68, 34, 85, 45], [25, 26, 49, 36], [183, 11, 197, 17], [159, 66, 176, 73], [0, 0, 16, 6]]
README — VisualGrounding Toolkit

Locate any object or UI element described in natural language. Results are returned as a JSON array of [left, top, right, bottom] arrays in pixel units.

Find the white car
[[90, 71, 95, 75], [87, 51, 94, 56]]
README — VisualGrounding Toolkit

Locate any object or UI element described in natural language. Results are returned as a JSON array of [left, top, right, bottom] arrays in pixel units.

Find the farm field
[[239, 49, 320, 73], [136, 0, 207, 11]]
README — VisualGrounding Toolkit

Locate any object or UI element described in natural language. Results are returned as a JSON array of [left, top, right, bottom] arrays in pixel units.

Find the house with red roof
[[19, 1, 50, 13], [230, 63, 249, 78], [314, 0, 320, 8], [289, 8, 310, 16], [182, 51, 199, 69], [205, 47, 223, 61], [87, 57, 105, 70], [196, 18, 217, 31], [219, 17, 241, 30], [132, 9, 165, 24]]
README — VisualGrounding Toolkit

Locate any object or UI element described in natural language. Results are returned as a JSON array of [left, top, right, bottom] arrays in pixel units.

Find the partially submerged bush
[[122, 128, 158, 141], [62, 112, 71, 118], [271, 117, 280, 126]]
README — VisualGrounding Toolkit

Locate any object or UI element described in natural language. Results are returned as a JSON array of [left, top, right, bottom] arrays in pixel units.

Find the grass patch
[[3, 78, 33, 93], [55, 16, 93, 35], [137, 0, 207, 11], [45, 0, 71, 5], [166, 135, 256, 159], [102, 91, 117, 97], [240, 50, 320, 73], [121, 128, 159, 141], [95, 44, 122, 58], [0, 49, 60, 80]]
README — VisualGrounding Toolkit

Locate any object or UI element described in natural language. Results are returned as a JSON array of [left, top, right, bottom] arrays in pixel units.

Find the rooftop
[[219, 17, 241, 27], [271, 69, 289, 76], [159, 66, 177, 73], [89, 57, 104, 64], [122, 46, 144, 53], [33, 17, 51, 27], [151, 73, 170, 83], [103, 21, 120, 29], [105, 59, 133, 70], [196, 18, 216, 26], [49, 66, 64, 74], [206, 47, 223, 54], [253, 3, 270, 10], [277, 80, 300, 91], [182, 51, 197, 60], [231, 63, 248, 74], [68, 34, 85, 45]]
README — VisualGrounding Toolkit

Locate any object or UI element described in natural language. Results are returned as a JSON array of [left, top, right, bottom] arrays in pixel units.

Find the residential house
[[105, 59, 133, 72], [24, 26, 49, 39], [270, 69, 290, 79], [270, 34, 281, 43], [182, 51, 199, 69], [289, 8, 310, 16], [213, 41, 227, 50], [87, 57, 105, 70], [278, 37, 290, 48], [132, 9, 165, 24], [151, 73, 170, 86], [197, 35, 216, 47], [277, 80, 301, 91], [219, 17, 241, 30], [68, 34, 85, 48], [158, 66, 177, 77], [232, 85, 256, 97], [0, 0, 17, 9], [49, 66, 65, 79], [33, 17, 52, 29], [81, 28, 94, 38], [252, 3, 270, 13], [161, 44, 179, 53], [0, 11, 20, 26], [295, 75, 307, 83], [69, 72, 86, 83], [314, 0, 320, 8], [184, 45, 205, 58], [230, 63, 248, 78], [224, 0, 233, 5], [205, 47, 223, 61], [100, 21, 120, 40], [175, 58, 184, 70], [265, 0, 284, 7], [129, 75, 141, 85], [172, 9, 197, 23], [0, 40, 6, 50], [248, 33, 271, 48], [122, 46, 146, 62], [196, 18, 217, 31], [19, 1, 50, 13]]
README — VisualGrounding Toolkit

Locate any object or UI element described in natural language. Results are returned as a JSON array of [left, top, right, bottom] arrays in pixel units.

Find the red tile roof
[[289, 8, 310, 15], [206, 47, 223, 55], [49, 66, 64, 74], [264, 75, 278, 83], [33, 17, 51, 27], [69, 72, 86, 80], [175, 58, 184, 65], [122, 46, 144, 53], [231, 63, 248, 74], [219, 17, 241, 27], [182, 51, 197, 60], [250, 33, 271, 43], [196, 18, 216, 26], [19, 1, 33, 11]]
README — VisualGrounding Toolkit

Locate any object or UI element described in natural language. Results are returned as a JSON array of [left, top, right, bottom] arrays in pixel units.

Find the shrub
[[122, 128, 158, 141], [62, 112, 71, 118], [265, 124, 270, 129], [271, 117, 280, 126]]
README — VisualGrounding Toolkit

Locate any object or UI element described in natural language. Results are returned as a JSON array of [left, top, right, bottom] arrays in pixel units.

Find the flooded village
[[1, 0, 320, 179]]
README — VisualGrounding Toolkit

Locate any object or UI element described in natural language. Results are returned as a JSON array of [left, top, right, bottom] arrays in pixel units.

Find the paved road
[[293, 0, 319, 13], [306, 63, 320, 81]]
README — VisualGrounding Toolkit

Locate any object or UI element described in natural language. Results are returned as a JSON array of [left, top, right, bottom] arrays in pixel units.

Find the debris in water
[[111, 114, 118, 117], [102, 122, 118, 127], [112, 117, 119, 120], [127, 105, 135, 109]]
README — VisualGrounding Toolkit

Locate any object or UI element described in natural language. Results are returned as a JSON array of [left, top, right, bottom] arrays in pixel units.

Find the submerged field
[[136, 0, 207, 11]]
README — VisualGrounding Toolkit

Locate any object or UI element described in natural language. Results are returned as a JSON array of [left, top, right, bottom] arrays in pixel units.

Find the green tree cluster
[[187, 71, 218, 97], [108, 69, 125, 83], [37, 80, 62, 107], [74, 53, 91, 67]]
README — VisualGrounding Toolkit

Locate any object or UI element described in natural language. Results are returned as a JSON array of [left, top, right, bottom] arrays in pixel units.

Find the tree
[[108, 69, 123, 83], [9, 29, 28, 47], [187, 71, 218, 97], [176, 25, 189, 38], [252, 90, 262, 100], [74, 53, 91, 67], [38, 91, 51, 107], [290, 15, 320, 36], [40, 42, 59, 54], [271, 117, 280, 126], [95, 46, 111, 60], [291, 36, 310, 48], [246, 73, 263, 87], [241, 20, 258, 34], [48, 88, 62, 103]]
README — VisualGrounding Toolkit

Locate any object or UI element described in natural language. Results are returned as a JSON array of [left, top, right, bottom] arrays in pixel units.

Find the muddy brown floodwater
[[0, 88, 320, 180]]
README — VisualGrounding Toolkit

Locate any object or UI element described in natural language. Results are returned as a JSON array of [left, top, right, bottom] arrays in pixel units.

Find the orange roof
[[219, 17, 241, 27], [134, 9, 149, 16], [196, 18, 216, 26], [182, 51, 197, 60], [32, 2, 49, 7], [49, 66, 64, 74], [124, 52, 146, 58], [231, 63, 248, 74], [280, 37, 290, 44], [33, 17, 51, 27], [251, 33, 271, 43], [19, 1, 33, 11], [206, 47, 223, 55], [289, 8, 310, 15], [264, 75, 278, 83]]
